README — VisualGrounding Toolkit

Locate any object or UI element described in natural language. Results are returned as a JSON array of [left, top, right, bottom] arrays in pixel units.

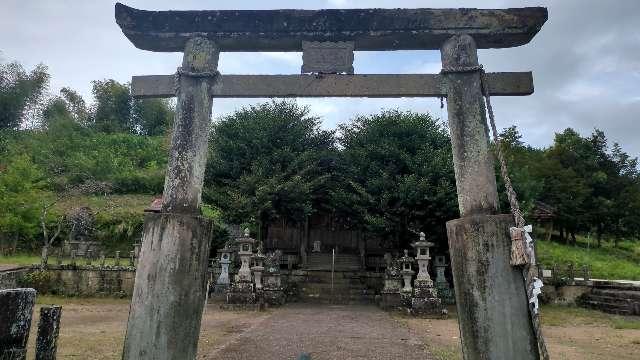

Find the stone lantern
[[235, 228, 255, 283], [252, 248, 266, 290], [412, 232, 434, 285], [214, 244, 233, 294], [227, 228, 257, 305], [410, 232, 444, 317], [399, 249, 415, 292]]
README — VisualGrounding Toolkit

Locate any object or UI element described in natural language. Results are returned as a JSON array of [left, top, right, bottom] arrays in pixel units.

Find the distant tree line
[[1, 60, 639, 254]]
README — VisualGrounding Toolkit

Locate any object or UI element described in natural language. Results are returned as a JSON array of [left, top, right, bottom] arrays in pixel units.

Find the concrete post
[[441, 35, 539, 360], [35, 305, 62, 360], [122, 37, 217, 360], [0, 288, 36, 360], [441, 35, 498, 217]]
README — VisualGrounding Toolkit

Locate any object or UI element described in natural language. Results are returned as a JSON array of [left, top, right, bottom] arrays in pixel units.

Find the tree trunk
[[40, 246, 49, 269]]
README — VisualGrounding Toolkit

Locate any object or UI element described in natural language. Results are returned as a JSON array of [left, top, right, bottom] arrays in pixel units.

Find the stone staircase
[[306, 253, 361, 271], [578, 283, 640, 316], [299, 270, 376, 304]]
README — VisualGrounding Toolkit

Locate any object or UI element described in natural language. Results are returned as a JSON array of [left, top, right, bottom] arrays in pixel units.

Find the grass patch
[[537, 236, 640, 280], [0, 253, 132, 266], [428, 346, 462, 360], [36, 294, 130, 306], [541, 304, 640, 329], [0, 253, 41, 266]]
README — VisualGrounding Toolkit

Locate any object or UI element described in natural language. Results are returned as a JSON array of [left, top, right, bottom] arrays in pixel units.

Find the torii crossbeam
[[115, 3, 548, 360]]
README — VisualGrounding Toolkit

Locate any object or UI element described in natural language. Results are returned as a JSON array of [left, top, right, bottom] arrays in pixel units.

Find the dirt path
[[209, 304, 431, 360]]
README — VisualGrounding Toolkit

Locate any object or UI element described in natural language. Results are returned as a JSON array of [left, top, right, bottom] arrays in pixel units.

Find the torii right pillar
[[441, 34, 539, 360]]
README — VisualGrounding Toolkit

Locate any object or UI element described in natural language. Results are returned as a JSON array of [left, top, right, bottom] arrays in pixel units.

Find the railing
[[538, 263, 592, 285]]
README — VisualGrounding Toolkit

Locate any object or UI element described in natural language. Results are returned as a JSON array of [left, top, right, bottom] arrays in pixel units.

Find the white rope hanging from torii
[[479, 67, 551, 360]]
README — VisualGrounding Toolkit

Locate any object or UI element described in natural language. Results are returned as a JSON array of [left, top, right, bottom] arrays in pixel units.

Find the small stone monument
[[227, 228, 256, 304], [312, 240, 322, 253], [379, 253, 403, 310], [410, 233, 444, 316], [214, 244, 233, 294], [399, 249, 415, 308], [434, 255, 455, 305], [263, 250, 285, 306], [252, 248, 265, 291]]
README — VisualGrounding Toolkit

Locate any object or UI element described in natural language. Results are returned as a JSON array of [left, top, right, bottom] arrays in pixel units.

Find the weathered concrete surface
[[161, 37, 218, 214], [447, 215, 538, 360], [115, 3, 548, 52], [0, 288, 36, 360], [131, 72, 534, 99], [212, 304, 431, 360], [122, 213, 212, 360], [441, 35, 499, 217], [35, 305, 62, 360]]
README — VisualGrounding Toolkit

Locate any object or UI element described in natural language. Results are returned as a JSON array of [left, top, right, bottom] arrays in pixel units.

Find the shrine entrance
[[114, 3, 548, 360]]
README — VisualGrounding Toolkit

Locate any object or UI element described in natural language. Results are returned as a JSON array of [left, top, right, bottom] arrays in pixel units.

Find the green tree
[[204, 100, 336, 234], [0, 61, 49, 130], [132, 98, 175, 136], [337, 110, 458, 249], [0, 155, 48, 251], [90, 79, 132, 133]]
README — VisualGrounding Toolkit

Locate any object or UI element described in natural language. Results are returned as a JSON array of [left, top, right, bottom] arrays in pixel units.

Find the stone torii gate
[[115, 3, 547, 360]]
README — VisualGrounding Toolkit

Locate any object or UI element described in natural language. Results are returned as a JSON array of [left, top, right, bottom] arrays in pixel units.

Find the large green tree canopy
[[204, 101, 336, 226], [336, 110, 458, 248]]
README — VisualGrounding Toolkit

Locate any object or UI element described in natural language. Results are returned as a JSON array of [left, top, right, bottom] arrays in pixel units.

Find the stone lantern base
[[436, 280, 456, 305], [378, 276, 402, 310], [262, 273, 286, 306], [411, 279, 445, 317], [263, 287, 286, 306], [213, 283, 230, 295], [400, 289, 413, 308], [226, 281, 255, 304]]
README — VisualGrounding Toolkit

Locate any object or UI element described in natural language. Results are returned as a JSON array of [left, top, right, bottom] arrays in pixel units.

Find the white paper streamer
[[529, 277, 544, 314]]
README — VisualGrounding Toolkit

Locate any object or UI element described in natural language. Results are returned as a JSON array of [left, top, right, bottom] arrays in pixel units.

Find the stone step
[[299, 292, 376, 305], [591, 289, 640, 301], [584, 294, 637, 305], [580, 300, 632, 315]]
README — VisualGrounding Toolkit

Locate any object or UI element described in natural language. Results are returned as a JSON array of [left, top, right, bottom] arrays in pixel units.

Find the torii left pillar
[[122, 38, 217, 360]]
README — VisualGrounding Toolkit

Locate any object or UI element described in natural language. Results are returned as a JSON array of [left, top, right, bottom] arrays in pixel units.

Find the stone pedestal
[[412, 279, 443, 316], [226, 281, 255, 304], [380, 276, 402, 310], [263, 251, 285, 306], [435, 255, 455, 305], [263, 272, 285, 306]]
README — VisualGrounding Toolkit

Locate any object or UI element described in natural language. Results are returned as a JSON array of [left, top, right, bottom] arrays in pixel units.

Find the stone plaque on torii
[[115, 3, 548, 360]]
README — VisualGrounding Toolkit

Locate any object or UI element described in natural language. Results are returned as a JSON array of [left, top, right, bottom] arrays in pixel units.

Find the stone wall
[[0, 265, 136, 297], [0, 267, 31, 290], [48, 265, 136, 297]]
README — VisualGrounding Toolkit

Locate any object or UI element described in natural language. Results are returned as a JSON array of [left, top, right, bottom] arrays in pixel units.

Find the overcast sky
[[2, 0, 639, 156]]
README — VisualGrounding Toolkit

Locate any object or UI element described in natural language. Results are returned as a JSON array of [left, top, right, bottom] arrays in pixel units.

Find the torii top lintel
[[114, 3, 547, 52]]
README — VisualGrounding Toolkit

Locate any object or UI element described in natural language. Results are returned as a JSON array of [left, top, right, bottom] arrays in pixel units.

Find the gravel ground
[[207, 304, 432, 360]]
